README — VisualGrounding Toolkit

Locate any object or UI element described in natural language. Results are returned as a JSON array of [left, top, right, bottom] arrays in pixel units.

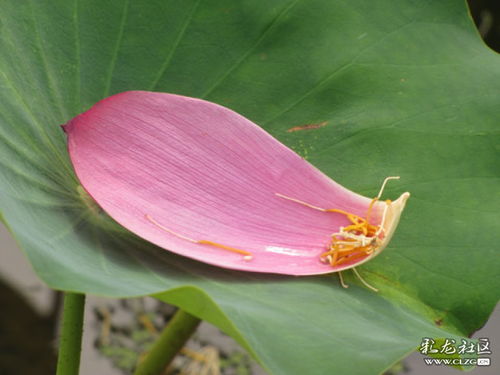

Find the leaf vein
[[103, 0, 130, 97], [201, 0, 302, 99], [263, 20, 419, 125], [73, 0, 81, 111], [149, 0, 202, 91], [28, 0, 69, 120]]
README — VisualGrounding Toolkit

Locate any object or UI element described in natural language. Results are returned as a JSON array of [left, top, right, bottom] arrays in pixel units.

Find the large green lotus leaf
[[0, 0, 498, 374]]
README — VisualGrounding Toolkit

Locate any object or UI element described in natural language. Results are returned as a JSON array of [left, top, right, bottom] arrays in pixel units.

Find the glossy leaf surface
[[0, 1, 498, 374]]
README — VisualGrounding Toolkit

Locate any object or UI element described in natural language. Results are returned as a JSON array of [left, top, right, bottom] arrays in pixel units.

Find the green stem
[[134, 309, 201, 375], [56, 292, 85, 375]]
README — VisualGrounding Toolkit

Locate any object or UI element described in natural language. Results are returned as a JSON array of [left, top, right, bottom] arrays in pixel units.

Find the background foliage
[[0, 1, 498, 374]]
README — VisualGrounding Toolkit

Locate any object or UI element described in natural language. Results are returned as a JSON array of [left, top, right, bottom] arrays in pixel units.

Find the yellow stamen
[[197, 240, 253, 259], [331, 251, 339, 265], [326, 208, 364, 221], [365, 197, 378, 225], [338, 272, 348, 288], [277, 177, 400, 290], [352, 268, 379, 292], [145, 214, 253, 260], [335, 250, 369, 266]]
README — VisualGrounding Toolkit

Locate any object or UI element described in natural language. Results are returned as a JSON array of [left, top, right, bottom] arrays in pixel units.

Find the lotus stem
[[134, 309, 201, 375], [56, 292, 86, 375]]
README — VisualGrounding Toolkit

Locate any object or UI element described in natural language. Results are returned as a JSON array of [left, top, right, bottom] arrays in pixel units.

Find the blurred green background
[[468, 0, 500, 52]]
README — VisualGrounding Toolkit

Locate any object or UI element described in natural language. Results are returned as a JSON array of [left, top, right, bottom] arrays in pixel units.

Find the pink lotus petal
[[64, 91, 408, 275]]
